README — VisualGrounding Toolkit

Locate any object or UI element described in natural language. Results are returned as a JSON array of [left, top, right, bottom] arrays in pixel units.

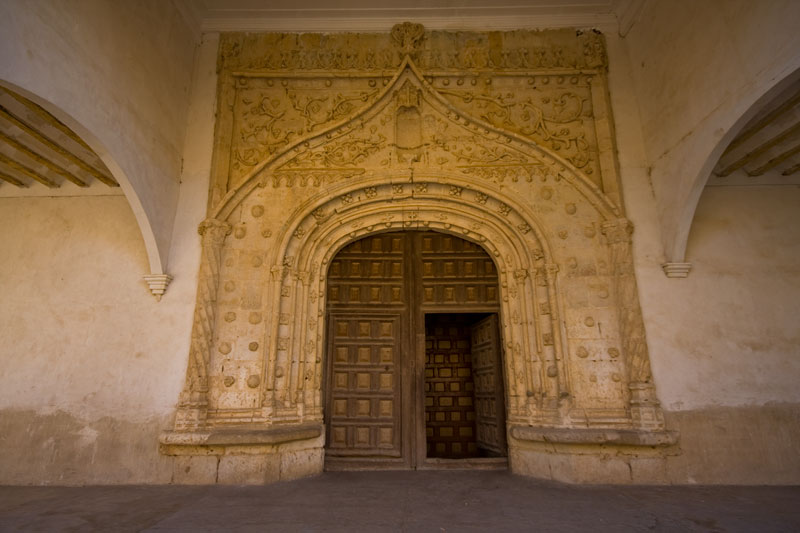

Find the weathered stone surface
[[510, 425, 678, 446], [280, 448, 324, 481], [165, 23, 669, 482], [172, 456, 219, 485], [217, 454, 280, 485]]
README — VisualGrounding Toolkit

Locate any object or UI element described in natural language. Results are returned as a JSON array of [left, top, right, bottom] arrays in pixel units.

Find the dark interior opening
[[424, 313, 507, 459]]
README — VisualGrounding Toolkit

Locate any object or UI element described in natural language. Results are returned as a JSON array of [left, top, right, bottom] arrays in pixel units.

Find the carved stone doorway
[[324, 231, 506, 470]]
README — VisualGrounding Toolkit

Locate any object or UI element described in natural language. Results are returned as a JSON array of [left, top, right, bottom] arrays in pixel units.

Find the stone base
[[160, 423, 324, 485], [509, 444, 673, 484], [508, 425, 679, 484]]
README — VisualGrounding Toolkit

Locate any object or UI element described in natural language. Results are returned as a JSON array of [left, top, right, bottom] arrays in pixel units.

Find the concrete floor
[[0, 471, 799, 532]]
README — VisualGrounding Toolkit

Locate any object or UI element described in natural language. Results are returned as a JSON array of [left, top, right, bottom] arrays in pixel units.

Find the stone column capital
[[601, 217, 634, 245], [198, 218, 232, 248]]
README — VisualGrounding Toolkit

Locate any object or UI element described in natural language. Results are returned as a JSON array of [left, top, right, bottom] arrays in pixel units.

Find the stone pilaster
[[601, 218, 665, 430], [174, 218, 232, 431]]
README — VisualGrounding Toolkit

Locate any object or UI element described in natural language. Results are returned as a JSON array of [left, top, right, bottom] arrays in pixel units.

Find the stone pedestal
[[160, 424, 324, 485]]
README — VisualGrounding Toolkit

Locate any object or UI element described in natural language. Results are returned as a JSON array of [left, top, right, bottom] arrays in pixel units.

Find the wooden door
[[324, 231, 506, 469], [325, 233, 412, 468], [326, 314, 405, 461], [471, 314, 507, 456]]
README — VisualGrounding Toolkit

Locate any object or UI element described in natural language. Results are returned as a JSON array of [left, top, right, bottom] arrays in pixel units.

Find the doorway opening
[[424, 313, 507, 460], [324, 231, 508, 470]]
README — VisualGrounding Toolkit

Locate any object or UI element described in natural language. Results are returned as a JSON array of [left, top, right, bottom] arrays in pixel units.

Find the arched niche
[[259, 179, 559, 426]]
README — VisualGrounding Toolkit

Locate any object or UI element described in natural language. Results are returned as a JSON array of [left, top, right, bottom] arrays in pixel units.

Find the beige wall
[[0, 0, 201, 273], [0, 1, 798, 484], [607, 27, 800, 410], [623, 0, 800, 262], [605, 19, 800, 483], [656, 183, 800, 409], [0, 32, 218, 484]]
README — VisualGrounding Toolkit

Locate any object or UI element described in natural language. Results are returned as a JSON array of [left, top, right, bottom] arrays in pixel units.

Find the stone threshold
[[159, 423, 323, 453], [510, 425, 679, 447]]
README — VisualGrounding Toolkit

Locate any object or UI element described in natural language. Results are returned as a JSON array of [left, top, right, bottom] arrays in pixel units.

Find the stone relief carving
[[218, 27, 607, 72], [170, 24, 666, 457]]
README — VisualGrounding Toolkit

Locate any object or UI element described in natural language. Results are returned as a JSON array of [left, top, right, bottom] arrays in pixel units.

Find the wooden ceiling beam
[[0, 104, 117, 186], [0, 169, 27, 187], [0, 86, 93, 151], [723, 90, 800, 155], [0, 152, 58, 188], [746, 142, 800, 176], [0, 131, 87, 187], [717, 121, 800, 177], [781, 161, 800, 176]]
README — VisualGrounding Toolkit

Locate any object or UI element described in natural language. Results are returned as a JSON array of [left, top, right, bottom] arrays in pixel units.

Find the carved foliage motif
[[217, 26, 610, 191], [282, 126, 387, 169], [439, 84, 596, 173], [231, 80, 382, 181]]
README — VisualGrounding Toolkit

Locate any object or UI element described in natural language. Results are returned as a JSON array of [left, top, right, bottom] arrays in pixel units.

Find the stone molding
[[662, 262, 692, 278], [160, 423, 323, 454], [509, 424, 679, 447]]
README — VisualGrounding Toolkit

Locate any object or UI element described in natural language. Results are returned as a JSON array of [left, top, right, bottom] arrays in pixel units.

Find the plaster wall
[[604, 31, 800, 484], [1, 9, 799, 485], [0, 0, 201, 273], [607, 29, 800, 410], [0, 33, 219, 485], [622, 0, 800, 261]]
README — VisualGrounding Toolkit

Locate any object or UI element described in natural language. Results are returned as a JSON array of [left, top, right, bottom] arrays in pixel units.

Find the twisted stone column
[[174, 218, 231, 431], [601, 218, 665, 431]]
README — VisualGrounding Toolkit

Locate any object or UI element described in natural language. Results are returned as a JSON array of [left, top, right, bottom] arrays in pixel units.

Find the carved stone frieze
[[219, 27, 607, 73], [210, 25, 614, 200]]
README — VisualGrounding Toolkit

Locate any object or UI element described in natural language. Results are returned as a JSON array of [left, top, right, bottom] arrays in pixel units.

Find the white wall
[[0, 32, 218, 484], [0, 0, 201, 274], [622, 0, 800, 262], [647, 183, 800, 409], [606, 26, 800, 411]]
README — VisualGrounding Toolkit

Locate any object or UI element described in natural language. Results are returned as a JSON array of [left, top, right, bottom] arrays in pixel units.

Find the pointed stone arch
[[258, 177, 565, 426]]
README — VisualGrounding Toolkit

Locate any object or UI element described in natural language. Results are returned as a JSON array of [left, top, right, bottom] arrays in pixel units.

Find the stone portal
[[160, 23, 677, 485]]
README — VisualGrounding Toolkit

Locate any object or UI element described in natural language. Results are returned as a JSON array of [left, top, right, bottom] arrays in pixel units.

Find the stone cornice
[[510, 425, 679, 447], [202, 10, 619, 34]]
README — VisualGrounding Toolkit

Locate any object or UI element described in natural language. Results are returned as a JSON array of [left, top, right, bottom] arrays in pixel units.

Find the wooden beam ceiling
[[0, 86, 118, 189], [712, 81, 800, 186]]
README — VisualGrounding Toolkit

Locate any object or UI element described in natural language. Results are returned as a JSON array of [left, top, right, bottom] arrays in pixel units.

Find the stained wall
[[0, 0, 202, 272], [0, 1, 798, 485], [606, 21, 800, 483], [0, 32, 220, 484]]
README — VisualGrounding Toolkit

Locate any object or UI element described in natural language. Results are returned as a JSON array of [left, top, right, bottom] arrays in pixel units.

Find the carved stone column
[[173, 218, 232, 431], [601, 218, 665, 431]]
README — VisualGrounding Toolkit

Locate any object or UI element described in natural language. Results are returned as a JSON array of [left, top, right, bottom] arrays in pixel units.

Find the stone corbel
[[143, 273, 173, 301], [661, 262, 692, 278]]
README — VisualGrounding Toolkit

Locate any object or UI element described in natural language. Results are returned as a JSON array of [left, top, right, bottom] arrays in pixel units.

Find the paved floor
[[0, 471, 799, 532]]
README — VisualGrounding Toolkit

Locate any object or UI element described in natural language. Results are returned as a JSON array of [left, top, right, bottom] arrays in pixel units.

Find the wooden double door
[[324, 231, 507, 469]]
